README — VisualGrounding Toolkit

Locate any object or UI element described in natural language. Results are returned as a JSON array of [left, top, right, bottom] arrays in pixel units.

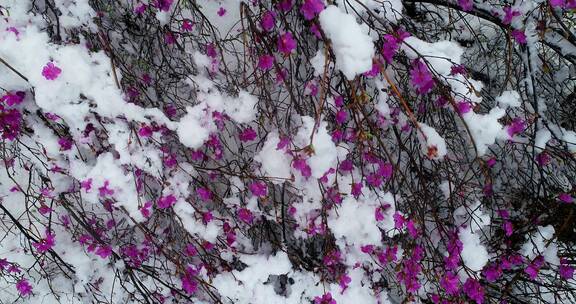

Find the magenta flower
[[558, 193, 573, 203], [486, 157, 497, 167], [335, 109, 347, 124], [181, 275, 197, 294], [81, 178, 92, 192], [258, 55, 274, 70], [506, 118, 525, 137], [138, 125, 153, 137], [361, 244, 374, 254], [457, 101, 472, 114], [550, 0, 565, 7], [217, 7, 226, 16], [278, 32, 297, 55], [293, 158, 312, 178], [406, 220, 419, 238], [58, 137, 72, 151], [140, 201, 153, 218], [483, 263, 502, 282], [98, 180, 114, 197], [560, 259, 574, 280], [182, 19, 194, 31], [301, 0, 325, 20], [410, 60, 435, 95], [1, 91, 25, 106], [458, 0, 473, 11], [440, 272, 459, 295], [511, 30, 527, 44], [42, 62, 61, 80], [463, 278, 484, 304], [310, 23, 322, 39], [154, 0, 173, 12], [96, 245, 112, 259], [393, 212, 406, 229], [249, 181, 268, 197], [351, 182, 362, 198], [134, 4, 147, 14], [239, 127, 257, 142], [33, 231, 55, 253], [261, 11, 276, 31], [502, 7, 520, 25], [525, 256, 544, 280], [339, 159, 353, 172], [382, 31, 409, 63], [503, 221, 514, 236], [238, 208, 254, 224], [277, 0, 293, 11], [16, 279, 33, 297], [164, 32, 176, 45], [339, 274, 351, 292], [536, 152, 551, 166], [197, 187, 212, 201], [314, 292, 336, 304], [157, 194, 177, 209]]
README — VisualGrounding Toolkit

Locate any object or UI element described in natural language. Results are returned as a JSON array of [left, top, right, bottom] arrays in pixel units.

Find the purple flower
[[138, 125, 153, 137], [96, 245, 112, 259], [278, 32, 297, 55], [339, 274, 351, 292], [351, 182, 362, 198], [258, 55, 274, 70], [33, 231, 55, 253], [525, 257, 544, 280], [197, 187, 212, 201], [217, 7, 226, 16], [16, 279, 32, 297], [458, 0, 473, 11], [382, 31, 409, 63], [410, 60, 435, 95], [238, 208, 254, 224], [483, 263, 502, 282], [58, 137, 73, 151], [181, 275, 197, 294], [239, 127, 257, 142], [261, 11, 276, 31], [249, 181, 268, 197], [536, 152, 551, 166], [182, 19, 194, 31], [511, 30, 527, 44], [314, 292, 336, 304], [277, 0, 293, 11], [558, 193, 573, 203], [560, 259, 574, 280], [463, 278, 484, 304], [293, 158, 312, 178], [506, 118, 525, 137], [154, 0, 173, 12], [134, 4, 147, 14], [440, 272, 459, 295], [457, 101, 472, 114], [301, 0, 325, 20], [42, 62, 61, 80], [1, 91, 25, 106], [335, 109, 347, 124], [503, 221, 514, 236], [503, 7, 521, 25], [157, 194, 177, 209]]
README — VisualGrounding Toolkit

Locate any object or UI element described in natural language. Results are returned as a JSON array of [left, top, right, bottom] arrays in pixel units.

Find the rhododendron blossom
[[0, 1, 574, 303]]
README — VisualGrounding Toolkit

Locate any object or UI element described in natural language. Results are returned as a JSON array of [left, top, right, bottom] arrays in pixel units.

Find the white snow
[[319, 6, 375, 80]]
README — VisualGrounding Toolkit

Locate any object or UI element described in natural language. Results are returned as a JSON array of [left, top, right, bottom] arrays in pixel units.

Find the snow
[[462, 107, 507, 156], [455, 202, 490, 272], [254, 131, 293, 183], [496, 90, 521, 108], [319, 6, 375, 80], [295, 116, 338, 179], [418, 123, 448, 160], [535, 129, 552, 152], [177, 105, 214, 149]]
